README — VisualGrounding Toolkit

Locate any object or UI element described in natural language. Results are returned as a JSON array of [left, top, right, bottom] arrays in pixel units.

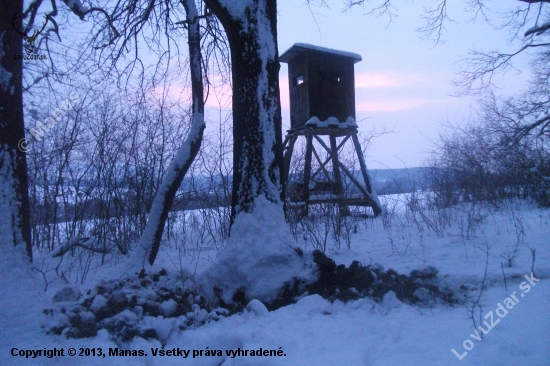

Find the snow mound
[[246, 299, 269, 316], [52, 286, 81, 302], [90, 294, 107, 312], [199, 196, 316, 304], [381, 290, 402, 310], [295, 294, 332, 315], [161, 299, 178, 317], [139, 315, 175, 342], [42, 269, 227, 342]]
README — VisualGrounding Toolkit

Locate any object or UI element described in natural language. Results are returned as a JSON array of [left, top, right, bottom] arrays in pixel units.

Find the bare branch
[[344, 0, 398, 21], [525, 20, 550, 36], [51, 237, 108, 258], [418, 0, 450, 44], [514, 114, 550, 141], [519, 0, 550, 4], [455, 42, 550, 95]]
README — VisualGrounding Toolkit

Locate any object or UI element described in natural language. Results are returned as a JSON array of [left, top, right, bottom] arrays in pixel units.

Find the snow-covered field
[[1, 196, 549, 365]]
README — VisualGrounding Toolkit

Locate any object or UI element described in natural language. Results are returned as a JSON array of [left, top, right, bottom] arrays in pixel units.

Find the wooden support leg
[[352, 133, 382, 215], [303, 130, 314, 216], [282, 133, 298, 217], [330, 134, 350, 216], [283, 133, 298, 192]]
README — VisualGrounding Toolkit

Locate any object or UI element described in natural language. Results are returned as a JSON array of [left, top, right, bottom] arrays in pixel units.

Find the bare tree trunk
[[0, 0, 33, 261], [203, 0, 284, 228], [142, 0, 206, 266]]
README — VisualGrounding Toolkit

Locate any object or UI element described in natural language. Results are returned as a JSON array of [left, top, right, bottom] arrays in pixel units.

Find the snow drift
[[199, 196, 316, 304]]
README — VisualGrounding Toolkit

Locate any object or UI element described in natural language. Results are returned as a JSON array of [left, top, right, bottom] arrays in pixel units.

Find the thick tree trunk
[[203, 0, 284, 228], [0, 0, 33, 261], [142, 0, 205, 265]]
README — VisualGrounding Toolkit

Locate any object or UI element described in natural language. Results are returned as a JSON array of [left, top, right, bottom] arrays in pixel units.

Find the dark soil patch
[[44, 250, 459, 344]]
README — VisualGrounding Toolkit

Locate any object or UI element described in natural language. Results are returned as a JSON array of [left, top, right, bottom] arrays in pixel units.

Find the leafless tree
[[0, 0, 33, 261], [202, 0, 284, 228], [142, 0, 207, 265], [425, 116, 544, 207], [344, 1, 550, 142], [13, 0, 230, 266]]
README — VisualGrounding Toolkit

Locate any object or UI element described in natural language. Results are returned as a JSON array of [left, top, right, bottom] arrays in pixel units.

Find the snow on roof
[[280, 43, 362, 63]]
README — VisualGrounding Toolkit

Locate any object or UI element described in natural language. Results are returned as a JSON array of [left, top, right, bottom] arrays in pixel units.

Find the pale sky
[[276, 0, 532, 169]]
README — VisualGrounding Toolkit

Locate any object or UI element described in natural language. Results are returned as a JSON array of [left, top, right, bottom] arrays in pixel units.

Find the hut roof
[[279, 43, 362, 63]]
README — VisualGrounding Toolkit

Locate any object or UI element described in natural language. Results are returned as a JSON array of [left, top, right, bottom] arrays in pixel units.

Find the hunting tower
[[280, 43, 382, 216]]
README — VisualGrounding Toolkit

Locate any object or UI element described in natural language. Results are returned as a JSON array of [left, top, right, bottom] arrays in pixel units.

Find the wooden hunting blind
[[280, 43, 383, 216], [280, 43, 361, 128]]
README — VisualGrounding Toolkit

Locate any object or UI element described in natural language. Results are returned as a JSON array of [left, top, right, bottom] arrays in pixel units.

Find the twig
[[501, 261, 508, 291], [530, 247, 537, 278], [468, 236, 490, 337], [51, 236, 108, 258]]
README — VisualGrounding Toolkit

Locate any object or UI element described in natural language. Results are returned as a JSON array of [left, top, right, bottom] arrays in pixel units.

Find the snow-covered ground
[[1, 197, 549, 365]]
